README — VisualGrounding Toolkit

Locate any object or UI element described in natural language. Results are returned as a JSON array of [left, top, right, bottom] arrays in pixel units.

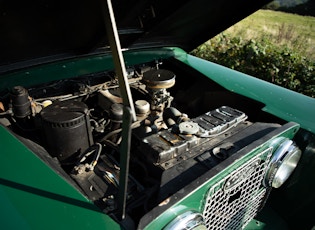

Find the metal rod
[[117, 106, 132, 220], [102, 0, 136, 220], [103, 0, 136, 122]]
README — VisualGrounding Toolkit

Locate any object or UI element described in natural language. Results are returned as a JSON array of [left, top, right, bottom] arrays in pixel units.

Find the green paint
[[0, 48, 175, 92]]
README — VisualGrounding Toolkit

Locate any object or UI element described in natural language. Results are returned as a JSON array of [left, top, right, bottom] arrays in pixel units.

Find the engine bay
[[0, 59, 286, 226]]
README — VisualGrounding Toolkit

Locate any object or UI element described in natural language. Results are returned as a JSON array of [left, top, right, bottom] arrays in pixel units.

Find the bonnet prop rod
[[103, 0, 136, 121], [102, 0, 136, 221]]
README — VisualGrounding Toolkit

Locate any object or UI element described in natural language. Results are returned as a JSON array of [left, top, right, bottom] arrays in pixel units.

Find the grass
[[212, 10, 315, 61]]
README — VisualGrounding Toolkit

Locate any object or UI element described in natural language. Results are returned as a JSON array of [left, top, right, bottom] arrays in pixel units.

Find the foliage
[[279, 1, 315, 17], [265, 0, 309, 8], [264, 1, 281, 10], [191, 34, 315, 97]]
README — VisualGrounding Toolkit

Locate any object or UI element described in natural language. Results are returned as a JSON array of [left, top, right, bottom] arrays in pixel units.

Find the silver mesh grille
[[202, 148, 273, 229]]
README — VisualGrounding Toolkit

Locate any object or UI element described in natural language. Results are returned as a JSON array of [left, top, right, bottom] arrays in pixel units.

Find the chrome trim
[[264, 138, 302, 188], [164, 211, 207, 230]]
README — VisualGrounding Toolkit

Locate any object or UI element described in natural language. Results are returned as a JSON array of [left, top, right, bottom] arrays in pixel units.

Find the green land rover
[[1, 0, 315, 229]]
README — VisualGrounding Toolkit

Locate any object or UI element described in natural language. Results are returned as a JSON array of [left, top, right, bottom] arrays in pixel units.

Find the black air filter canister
[[40, 100, 93, 163]]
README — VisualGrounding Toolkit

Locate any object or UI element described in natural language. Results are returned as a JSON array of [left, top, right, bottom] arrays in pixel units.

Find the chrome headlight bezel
[[264, 138, 302, 188]]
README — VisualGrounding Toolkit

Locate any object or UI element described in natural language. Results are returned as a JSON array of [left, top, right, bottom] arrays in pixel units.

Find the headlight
[[164, 211, 207, 230], [264, 138, 302, 188]]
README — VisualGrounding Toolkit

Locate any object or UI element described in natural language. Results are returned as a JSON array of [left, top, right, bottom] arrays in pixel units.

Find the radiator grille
[[202, 147, 273, 229]]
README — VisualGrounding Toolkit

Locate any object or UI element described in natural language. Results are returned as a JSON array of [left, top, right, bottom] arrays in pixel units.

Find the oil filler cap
[[179, 121, 199, 135]]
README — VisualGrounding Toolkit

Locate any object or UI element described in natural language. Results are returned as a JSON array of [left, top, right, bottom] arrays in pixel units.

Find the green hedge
[[191, 34, 315, 98]]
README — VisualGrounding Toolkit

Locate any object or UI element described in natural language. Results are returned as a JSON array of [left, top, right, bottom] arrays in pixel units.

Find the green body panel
[[0, 49, 175, 92], [0, 125, 120, 229]]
